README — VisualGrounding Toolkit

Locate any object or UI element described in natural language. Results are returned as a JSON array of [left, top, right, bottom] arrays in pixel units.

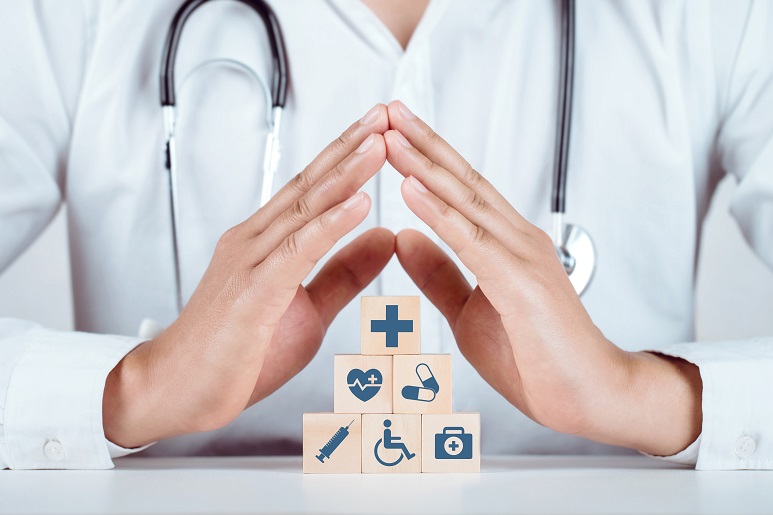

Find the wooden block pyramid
[[303, 296, 480, 474]]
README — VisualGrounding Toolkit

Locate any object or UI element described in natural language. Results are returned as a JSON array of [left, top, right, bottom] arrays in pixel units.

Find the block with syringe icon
[[302, 296, 480, 474]]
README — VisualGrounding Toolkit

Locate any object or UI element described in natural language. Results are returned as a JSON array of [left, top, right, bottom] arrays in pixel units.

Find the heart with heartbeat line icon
[[347, 368, 383, 402]]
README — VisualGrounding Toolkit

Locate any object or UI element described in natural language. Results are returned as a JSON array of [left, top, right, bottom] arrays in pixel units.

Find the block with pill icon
[[361, 296, 421, 355], [334, 355, 393, 414], [361, 414, 422, 474], [392, 354, 452, 414], [303, 413, 362, 474], [421, 413, 480, 473]]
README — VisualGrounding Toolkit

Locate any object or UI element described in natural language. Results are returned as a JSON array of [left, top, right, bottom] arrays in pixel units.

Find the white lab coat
[[1, 0, 772, 470]]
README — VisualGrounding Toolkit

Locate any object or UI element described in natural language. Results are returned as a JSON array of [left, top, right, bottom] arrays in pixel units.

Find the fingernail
[[409, 176, 428, 193], [394, 131, 411, 148], [397, 100, 416, 120], [355, 134, 374, 154], [343, 192, 364, 210], [360, 104, 380, 125]]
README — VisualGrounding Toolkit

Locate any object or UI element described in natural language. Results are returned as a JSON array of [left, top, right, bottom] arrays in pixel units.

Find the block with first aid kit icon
[[421, 413, 480, 473], [303, 295, 481, 474], [392, 354, 452, 414]]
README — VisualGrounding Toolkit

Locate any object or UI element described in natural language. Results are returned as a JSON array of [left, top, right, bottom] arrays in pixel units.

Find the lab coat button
[[734, 435, 756, 458], [44, 439, 65, 461]]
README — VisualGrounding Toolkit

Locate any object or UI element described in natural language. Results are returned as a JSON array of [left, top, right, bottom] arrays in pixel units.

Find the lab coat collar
[[324, 0, 450, 63]]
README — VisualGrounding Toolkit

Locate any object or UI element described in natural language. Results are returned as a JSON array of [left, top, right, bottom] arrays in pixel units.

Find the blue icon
[[374, 419, 415, 466], [316, 419, 355, 463], [435, 427, 473, 460], [347, 368, 382, 402], [371, 305, 413, 348], [401, 362, 439, 402]]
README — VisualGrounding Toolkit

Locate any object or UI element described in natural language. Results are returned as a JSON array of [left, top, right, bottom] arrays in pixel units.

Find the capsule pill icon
[[401, 363, 440, 402]]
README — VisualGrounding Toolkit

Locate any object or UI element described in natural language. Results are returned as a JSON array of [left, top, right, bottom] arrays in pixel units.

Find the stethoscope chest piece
[[557, 223, 595, 296]]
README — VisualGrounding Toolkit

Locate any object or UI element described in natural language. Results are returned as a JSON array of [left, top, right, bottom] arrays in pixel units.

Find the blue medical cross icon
[[370, 305, 413, 348], [448, 439, 460, 452]]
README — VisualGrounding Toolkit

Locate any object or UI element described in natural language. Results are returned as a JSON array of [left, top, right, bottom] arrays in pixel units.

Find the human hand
[[385, 100, 702, 456], [104, 105, 393, 448]]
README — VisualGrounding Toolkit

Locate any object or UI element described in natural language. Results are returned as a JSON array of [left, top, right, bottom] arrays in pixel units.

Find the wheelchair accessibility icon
[[374, 419, 415, 467]]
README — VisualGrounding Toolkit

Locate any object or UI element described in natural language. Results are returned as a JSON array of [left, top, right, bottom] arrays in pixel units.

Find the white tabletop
[[1, 455, 770, 514]]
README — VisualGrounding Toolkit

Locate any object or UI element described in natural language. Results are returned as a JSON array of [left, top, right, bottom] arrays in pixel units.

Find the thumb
[[395, 229, 471, 329], [306, 227, 395, 328]]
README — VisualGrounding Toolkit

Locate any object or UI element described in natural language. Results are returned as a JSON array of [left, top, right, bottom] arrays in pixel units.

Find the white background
[[1, 177, 772, 341]]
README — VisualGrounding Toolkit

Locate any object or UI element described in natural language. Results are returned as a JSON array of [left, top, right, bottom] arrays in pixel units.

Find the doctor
[[1, 0, 772, 471]]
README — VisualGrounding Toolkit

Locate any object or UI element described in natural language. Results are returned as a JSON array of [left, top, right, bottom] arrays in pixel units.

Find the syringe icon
[[316, 419, 355, 463]]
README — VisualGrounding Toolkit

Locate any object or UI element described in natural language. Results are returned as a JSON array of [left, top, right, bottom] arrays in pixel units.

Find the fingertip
[[362, 226, 397, 257], [387, 99, 410, 127], [387, 100, 401, 126], [353, 191, 372, 216], [400, 175, 415, 199], [353, 132, 386, 175], [370, 132, 387, 159], [376, 103, 390, 133], [384, 129, 413, 162], [364, 103, 390, 134], [399, 174, 425, 196], [395, 228, 420, 257], [384, 129, 399, 147], [396, 227, 426, 246], [337, 191, 371, 230], [361, 191, 372, 209]]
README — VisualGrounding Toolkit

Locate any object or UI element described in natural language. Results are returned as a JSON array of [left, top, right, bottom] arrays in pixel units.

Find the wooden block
[[303, 413, 362, 474], [334, 355, 393, 414], [393, 354, 453, 414], [361, 414, 422, 474], [421, 413, 480, 473], [361, 296, 421, 355]]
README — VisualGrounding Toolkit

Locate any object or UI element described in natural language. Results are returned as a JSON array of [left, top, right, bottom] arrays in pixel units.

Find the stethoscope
[[158, 0, 594, 315], [551, 0, 596, 296], [160, 0, 288, 313]]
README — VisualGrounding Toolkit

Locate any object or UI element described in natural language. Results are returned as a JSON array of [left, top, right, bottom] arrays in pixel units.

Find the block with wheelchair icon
[[361, 414, 422, 474], [421, 414, 480, 473], [302, 295, 480, 474]]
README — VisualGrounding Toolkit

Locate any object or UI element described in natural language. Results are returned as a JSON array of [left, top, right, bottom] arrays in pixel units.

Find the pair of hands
[[104, 101, 702, 457]]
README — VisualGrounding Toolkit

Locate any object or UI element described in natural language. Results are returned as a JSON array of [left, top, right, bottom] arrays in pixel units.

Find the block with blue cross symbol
[[361, 296, 421, 355]]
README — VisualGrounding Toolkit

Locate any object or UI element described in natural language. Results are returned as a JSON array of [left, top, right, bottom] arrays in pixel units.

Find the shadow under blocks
[[303, 296, 480, 474]]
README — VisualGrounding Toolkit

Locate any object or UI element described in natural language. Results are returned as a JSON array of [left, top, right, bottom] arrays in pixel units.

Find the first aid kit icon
[[435, 427, 473, 460]]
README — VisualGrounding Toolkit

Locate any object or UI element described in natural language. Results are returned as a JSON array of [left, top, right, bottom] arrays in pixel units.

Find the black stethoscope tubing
[[552, 0, 574, 216], [160, 0, 288, 109]]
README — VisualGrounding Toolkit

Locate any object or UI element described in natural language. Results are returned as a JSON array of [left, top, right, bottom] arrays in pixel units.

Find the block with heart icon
[[333, 355, 393, 414]]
